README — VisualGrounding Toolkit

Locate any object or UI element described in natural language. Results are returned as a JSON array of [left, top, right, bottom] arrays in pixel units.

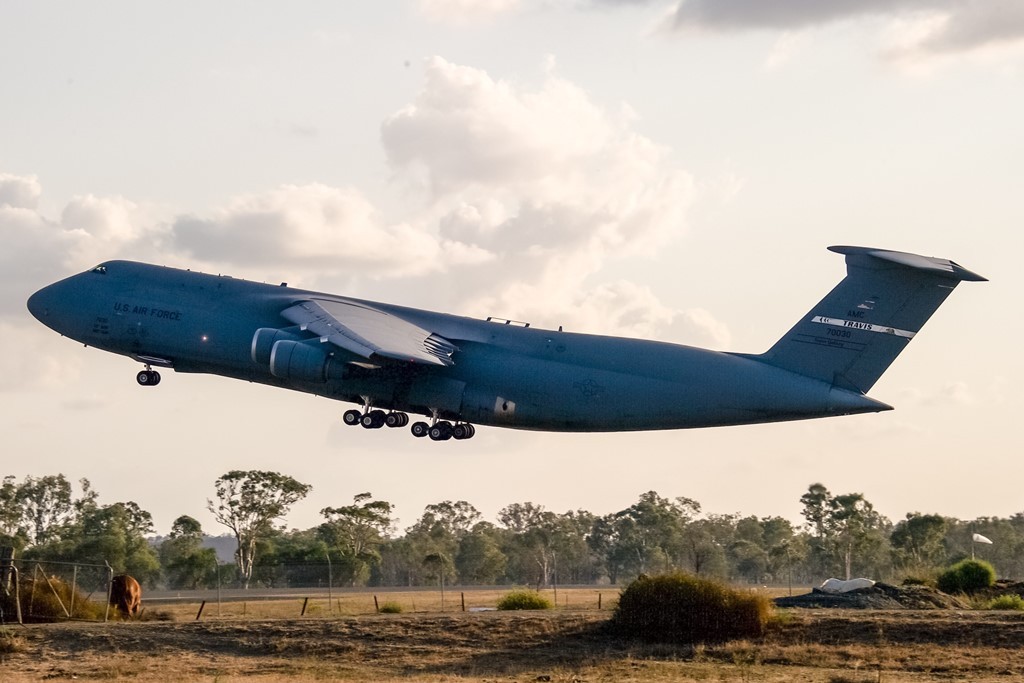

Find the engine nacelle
[[269, 340, 332, 383], [251, 327, 304, 365]]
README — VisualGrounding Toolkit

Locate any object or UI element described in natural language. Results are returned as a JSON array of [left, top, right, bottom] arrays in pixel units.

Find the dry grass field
[[4, 588, 1024, 682]]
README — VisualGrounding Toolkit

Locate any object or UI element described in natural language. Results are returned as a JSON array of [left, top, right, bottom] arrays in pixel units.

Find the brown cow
[[109, 574, 142, 618]]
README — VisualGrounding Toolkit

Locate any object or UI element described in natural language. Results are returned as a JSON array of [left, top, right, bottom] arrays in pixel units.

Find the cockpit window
[[90, 265, 107, 274]]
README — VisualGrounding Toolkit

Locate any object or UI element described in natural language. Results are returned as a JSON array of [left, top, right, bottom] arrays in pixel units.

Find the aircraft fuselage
[[27, 260, 887, 432]]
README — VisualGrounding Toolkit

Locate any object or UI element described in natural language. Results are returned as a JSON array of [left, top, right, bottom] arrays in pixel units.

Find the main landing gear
[[410, 407, 475, 441], [342, 406, 475, 441], [343, 408, 411, 430], [411, 419, 476, 442], [136, 366, 161, 386]]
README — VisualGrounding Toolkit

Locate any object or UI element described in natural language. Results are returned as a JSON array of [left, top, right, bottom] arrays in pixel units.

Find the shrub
[[378, 601, 403, 614], [937, 559, 996, 595], [987, 594, 1024, 611], [612, 572, 772, 643], [496, 590, 554, 611]]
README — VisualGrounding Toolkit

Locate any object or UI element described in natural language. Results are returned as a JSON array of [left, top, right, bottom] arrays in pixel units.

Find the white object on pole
[[973, 533, 993, 544], [819, 578, 875, 593]]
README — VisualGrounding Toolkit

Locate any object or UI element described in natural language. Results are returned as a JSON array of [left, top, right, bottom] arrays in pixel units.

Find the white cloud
[[170, 182, 491, 278], [0, 173, 42, 210], [418, 0, 523, 23], [762, 32, 808, 71], [8, 56, 704, 346], [381, 57, 697, 338], [0, 323, 82, 392], [0, 174, 167, 318]]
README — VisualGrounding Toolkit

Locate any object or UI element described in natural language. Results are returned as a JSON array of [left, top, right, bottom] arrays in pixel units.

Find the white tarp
[[973, 533, 993, 544], [819, 577, 875, 593]]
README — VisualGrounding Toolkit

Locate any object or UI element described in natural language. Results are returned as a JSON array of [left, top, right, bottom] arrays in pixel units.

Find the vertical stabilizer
[[758, 246, 985, 393]]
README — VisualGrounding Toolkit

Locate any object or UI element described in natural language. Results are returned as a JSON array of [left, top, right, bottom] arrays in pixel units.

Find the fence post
[[70, 565, 78, 619], [461, 592, 465, 612], [374, 595, 379, 613], [598, 593, 602, 610], [104, 562, 113, 623], [325, 552, 333, 615], [301, 597, 309, 616], [12, 565, 22, 624], [196, 601, 206, 620]]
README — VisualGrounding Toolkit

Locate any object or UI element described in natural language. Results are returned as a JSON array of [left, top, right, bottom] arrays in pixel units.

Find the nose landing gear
[[136, 366, 161, 386]]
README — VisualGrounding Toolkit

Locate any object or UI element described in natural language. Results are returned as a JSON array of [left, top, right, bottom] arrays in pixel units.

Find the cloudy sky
[[2, 0, 1020, 536]]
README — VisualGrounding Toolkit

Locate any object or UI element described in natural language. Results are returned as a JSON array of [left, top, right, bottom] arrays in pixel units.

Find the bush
[[987, 594, 1024, 611], [937, 559, 996, 595], [496, 590, 554, 611], [378, 601, 403, 614], [612, 572, 772, 643]]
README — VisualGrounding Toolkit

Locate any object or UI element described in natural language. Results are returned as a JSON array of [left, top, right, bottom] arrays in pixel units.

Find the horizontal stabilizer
[[758, 246, 985, 393]]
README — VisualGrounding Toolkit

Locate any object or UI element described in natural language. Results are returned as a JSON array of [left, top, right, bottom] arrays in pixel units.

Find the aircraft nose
[[27, 283, 59, 323]]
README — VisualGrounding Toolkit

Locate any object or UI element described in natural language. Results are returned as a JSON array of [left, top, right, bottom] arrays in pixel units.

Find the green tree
[[829, 493, 889, 580], [498, 502, 561, 586], [606, 492, 700, 580], [456, 522, 507, 584], [75, 499, 160, 585], [679, 515, 731, 578], [207, 470, 312, 588], [160, 515, 218, 589], [17, 475, 94, 545], [319, 493, 395, 586], [801, 484, 890, 580], [422, 551, 456, 607], [398, 500, 482, 585], [0, 475, 26, 549], [891, 513, 947, 572]]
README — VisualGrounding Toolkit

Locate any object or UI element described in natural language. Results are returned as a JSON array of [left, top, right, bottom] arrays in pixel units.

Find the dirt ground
[[4, 608, 1024, 682]]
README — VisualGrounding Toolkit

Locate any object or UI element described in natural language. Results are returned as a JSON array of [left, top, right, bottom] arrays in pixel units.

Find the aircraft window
[[90, 265, 108, 275]]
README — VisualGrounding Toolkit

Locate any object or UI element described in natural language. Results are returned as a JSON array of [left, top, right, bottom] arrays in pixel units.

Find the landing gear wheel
[[411, 421, 429, 438], [385, 412, 409, 428], [429, 421, 454, 441], [453, 423, 475, 440], [136, 370, 160, 386], [343, 409, 362, 426], [361, 410, 386, 429]]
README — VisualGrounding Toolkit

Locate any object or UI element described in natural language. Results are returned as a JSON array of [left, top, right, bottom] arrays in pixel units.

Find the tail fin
[[759, 246, 985, 393]]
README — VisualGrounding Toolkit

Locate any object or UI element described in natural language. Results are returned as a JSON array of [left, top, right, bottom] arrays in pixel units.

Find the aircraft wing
[[281, 299, 458, 367]]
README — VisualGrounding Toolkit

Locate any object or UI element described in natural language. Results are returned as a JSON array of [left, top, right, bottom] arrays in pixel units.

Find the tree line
[[2, 472, 1022, 589]]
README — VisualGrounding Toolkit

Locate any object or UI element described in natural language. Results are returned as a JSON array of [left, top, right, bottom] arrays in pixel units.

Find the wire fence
[[0, 554, 114, 624]]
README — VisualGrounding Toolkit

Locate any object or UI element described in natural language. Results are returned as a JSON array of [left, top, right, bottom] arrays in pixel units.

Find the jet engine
[[251, 327, 303, 365], [269, 339, 334, 383]]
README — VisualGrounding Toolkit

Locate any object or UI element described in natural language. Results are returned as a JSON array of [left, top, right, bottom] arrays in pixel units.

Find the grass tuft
[[496, 589, 554, 611], [0, 627, 26, 656], [378, 601, 403, 614], [987, 594, 1024, 611]]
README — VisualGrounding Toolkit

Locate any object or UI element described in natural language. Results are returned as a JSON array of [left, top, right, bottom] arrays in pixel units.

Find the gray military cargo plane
[[27, 246, 983, 441]]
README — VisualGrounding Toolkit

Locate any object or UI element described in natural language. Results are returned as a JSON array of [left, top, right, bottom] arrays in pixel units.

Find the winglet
[[828, 246, 987, 282]]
